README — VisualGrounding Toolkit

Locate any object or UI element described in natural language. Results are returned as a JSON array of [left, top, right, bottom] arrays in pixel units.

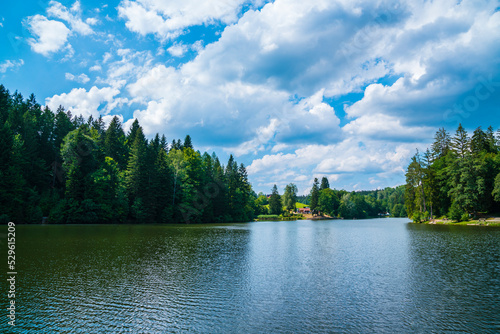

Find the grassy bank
[[419, 219, 500, 227]]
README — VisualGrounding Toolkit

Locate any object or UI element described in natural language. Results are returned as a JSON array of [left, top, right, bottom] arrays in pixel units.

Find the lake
[[2, 218, 500, 333]]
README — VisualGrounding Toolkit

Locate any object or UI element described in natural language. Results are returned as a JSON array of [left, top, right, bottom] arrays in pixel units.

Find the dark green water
[[1, 218, 500, 333]]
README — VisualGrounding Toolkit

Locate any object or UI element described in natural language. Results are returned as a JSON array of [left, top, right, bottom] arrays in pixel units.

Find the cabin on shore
[[298, 207, 311, 214]]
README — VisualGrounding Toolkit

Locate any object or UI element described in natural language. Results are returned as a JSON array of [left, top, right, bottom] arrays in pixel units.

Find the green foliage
[[282, 183, 298, 212], [412, 211, 422, 223], [257, 214, 280, 221], [318, 188, 339, 216], [0, 84, 257, 224], [493, 173, 500, 202], [406, 124, 500, 222], [320, 177, 330, 190], [448, 201, 464, 222], [310, 178, 319, 212], [269, 184, 282, 215]]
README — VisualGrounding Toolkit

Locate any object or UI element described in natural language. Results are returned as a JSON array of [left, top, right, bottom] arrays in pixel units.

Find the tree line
[[0, 85, 255, 224], [0, 83, 409, 224], [405, 124, 500, 222], [257, 177, 406, 219]]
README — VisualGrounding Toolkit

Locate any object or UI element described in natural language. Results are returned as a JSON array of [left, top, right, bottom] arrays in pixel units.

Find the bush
[[460, 213, 470, 222], [448, 201, 464, 222], [257, 215, 280, 221], [412, 211, 422, 223]]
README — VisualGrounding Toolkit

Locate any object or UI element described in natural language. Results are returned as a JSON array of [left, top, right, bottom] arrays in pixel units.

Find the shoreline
[[418, 218, 500, 227]]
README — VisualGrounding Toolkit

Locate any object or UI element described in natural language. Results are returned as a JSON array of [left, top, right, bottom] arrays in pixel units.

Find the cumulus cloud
[[25, 1, 97, 56], [167, 43, 188, 57], [41, 0, 500, 192], [46, 86, 122, 119], [89, 65, 101, 72], [47, 0, 94, 35], [26, 15, 71, 56], [118, 0, 261, 40], [0, 59, 24, 73], [248, 138, 426, 194]]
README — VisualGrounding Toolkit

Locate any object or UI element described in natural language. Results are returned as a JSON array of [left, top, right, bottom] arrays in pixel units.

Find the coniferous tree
[[431, 127, 451, 159], [451, 123, 469, 160], [104, 116, 128, 168], [320, 177, 330, 190], [183, 135, 193, 149], [269, 184, 282, 215], [310, 178, 320, 212], [125, 126, 147, 220]]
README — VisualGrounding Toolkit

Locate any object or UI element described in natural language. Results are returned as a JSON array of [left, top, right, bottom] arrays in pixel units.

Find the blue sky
[[1, 0, 500, 195]]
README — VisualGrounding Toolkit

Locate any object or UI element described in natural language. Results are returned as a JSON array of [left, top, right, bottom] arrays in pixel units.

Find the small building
[[298, 207, 311, 214]]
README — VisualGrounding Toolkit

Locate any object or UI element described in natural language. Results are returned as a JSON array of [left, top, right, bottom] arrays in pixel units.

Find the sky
[[1, 0, 500, 195]]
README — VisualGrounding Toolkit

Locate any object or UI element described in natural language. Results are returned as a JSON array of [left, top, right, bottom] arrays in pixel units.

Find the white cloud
[[25, 1, 98, 56], [342, 112, 433, 141], [89, 65, 101, 72], [247, 138, 426, 193], [47, 0, 94, 35], [46, 86, 122, 119], [85, 17, 98, 26], [26, 15, 71, 56], [229, 118, 281, 156], [0, 59, 24, 73], [102, 114, 124, 128], [65, 72, 90, 84], [40, 0, 498, 192], [117, 0, 258, 40], [167, 43, 188, 57]]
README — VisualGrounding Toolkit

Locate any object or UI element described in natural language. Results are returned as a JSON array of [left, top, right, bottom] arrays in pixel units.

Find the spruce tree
[[310, 178, 320, 212], [320, 177, 330, 190], [269, 184, 282, 215]]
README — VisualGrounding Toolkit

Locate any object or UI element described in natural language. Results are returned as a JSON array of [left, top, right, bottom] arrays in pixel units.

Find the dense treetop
[[0, 85, 255, 224], [405, 125, 500, 222]]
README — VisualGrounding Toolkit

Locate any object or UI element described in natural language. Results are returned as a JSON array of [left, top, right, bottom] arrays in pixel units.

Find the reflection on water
[[1, 219, 499, 333], [404, 224, 500, 333]]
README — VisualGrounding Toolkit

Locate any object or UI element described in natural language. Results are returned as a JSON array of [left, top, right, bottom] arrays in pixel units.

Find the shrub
[[448, 202, 464, 222], [257, 215, 280, 221], [460, 213, 470, 222]]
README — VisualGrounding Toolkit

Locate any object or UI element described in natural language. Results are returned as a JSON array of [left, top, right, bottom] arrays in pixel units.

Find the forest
[[405, 124, 500, 222], [0, 84, 407, 224], [0, 85, 256, 224], [292, 178, 406, 219]]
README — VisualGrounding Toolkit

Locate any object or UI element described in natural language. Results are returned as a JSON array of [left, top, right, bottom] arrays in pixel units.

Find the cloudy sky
[[1, 0, 499, 194]]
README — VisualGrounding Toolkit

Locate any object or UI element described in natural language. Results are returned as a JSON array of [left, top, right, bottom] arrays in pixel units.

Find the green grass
[[422, 220, 500, 227], [295, 202, 308, 209]]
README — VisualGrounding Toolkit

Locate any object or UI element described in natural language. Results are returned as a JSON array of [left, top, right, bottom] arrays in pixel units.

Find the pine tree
[[125, 126, 147, 213], [104, 116, 127, 168], [486, 126, 497, 153], [269, 184, 282, 215], [126, 119, 140, 148], [310, 178, 320, 212], [431, 127, 451, 159], [0, 84, 11, 124], [320, 177, 330, 190], [471, 126, 488, 156], [183, 135, 193, 149], [451, 123, 469, 160]]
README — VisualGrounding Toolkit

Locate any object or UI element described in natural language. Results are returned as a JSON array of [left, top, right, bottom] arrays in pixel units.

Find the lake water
[[2, 218, 500, 333]]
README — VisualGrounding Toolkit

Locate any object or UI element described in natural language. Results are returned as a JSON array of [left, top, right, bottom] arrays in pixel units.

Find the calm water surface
[[2, 218, 500, 333]]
